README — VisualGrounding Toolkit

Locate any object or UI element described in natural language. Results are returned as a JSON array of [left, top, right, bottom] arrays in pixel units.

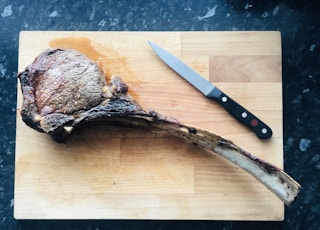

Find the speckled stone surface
[[1, 0, 319, 229]]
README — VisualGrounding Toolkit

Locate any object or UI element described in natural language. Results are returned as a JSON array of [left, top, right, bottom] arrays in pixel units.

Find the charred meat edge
[[18, 48, 301, 206]]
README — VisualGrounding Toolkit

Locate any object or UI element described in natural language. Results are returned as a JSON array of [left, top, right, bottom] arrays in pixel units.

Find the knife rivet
[[262, 128, 267, 134], [222, 96, 228, 102], [241, 112, 247, 118]]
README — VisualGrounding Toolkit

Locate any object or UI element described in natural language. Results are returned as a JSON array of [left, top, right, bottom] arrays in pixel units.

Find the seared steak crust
[[18, 48, 149, 140]]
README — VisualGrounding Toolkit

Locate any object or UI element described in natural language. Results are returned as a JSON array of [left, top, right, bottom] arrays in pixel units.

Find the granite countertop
[[1, 0, 319, 229]]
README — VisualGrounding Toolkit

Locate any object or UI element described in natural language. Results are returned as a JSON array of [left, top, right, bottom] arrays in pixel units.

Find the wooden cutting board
[[15, 31, 283, 220]]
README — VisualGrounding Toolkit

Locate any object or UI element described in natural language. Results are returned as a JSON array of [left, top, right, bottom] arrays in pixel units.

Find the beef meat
[[18, 48, 147, 141], [18, 48, 300, 205]]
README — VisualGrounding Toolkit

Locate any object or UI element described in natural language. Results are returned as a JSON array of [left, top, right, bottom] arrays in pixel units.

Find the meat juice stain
[[49, 37, 139, 99]]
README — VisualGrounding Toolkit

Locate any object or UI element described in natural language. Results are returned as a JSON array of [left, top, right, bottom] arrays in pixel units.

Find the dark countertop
[[1, 0, 319, 229]]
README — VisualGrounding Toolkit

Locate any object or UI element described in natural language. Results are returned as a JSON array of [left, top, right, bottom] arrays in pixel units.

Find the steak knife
[[148, 41, 272, 139]]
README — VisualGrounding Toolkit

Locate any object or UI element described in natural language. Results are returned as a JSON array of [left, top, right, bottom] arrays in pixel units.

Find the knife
[[148, 41, 272, 139]]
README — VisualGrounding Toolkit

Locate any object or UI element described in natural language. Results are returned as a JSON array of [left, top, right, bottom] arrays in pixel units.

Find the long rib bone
[[18, 48, 301, 206]]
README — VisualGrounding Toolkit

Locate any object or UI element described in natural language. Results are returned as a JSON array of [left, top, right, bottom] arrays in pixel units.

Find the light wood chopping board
[[15, 31, 283, 220]]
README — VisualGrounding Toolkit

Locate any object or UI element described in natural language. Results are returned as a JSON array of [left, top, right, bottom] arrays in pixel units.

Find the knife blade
[[148, 41, 272, 139]]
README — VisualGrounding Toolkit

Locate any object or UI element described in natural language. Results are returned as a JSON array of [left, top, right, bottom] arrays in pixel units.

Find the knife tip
[[147, 40, 155, 47]]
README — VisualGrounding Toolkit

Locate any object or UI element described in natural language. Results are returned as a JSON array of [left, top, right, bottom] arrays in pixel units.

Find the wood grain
[[15, 31, 283, 220]]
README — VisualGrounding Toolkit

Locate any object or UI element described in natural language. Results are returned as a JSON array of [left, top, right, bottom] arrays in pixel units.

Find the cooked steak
[[18, 48, 300, 205], [18, 48, 147, 141]]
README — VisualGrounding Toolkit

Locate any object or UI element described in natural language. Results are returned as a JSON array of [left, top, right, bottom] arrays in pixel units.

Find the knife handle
[[214, 92, 273, 139]]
